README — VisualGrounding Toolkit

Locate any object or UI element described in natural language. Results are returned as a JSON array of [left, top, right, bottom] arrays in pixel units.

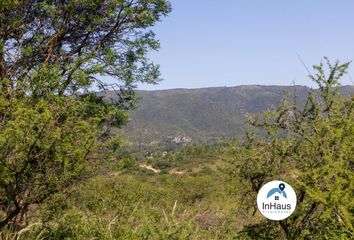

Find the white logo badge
[[257, 180, 297, 220]]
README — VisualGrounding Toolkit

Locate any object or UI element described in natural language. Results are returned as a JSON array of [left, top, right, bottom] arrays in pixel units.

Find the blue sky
[[138, 0, 354, 90]]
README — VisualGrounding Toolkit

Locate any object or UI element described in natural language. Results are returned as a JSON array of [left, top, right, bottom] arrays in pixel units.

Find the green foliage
[[0, 0, 171, 95], [0, 143, 248, 239], [229, 59, 354, 239], [0, 0, 170, 229], [0, 92, 127, 228], [10, 166, 239, 239]]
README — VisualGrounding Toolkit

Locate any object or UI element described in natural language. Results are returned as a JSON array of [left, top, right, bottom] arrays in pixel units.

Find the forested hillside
[[112, 85, 353, 148]]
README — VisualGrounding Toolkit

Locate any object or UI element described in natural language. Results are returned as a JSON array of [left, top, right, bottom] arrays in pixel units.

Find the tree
[[0, 0, 171, 229], [231, 58, 354, 239]]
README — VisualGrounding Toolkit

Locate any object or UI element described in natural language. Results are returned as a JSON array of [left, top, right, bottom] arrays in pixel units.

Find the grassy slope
[[16, 146, 259, 240]]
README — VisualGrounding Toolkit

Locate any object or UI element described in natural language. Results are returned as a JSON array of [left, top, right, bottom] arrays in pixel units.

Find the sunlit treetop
[[0, 0, 171, 100]]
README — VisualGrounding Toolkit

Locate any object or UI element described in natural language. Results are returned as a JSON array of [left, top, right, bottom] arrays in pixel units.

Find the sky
[[137, 0, 354, 90]]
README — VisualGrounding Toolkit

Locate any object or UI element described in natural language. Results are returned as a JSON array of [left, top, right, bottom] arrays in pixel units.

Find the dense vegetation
[[0, 0, 170, 230], [1, 59, 353, 239], [227, 59, 354, 239], [0, 1, 353, 240]]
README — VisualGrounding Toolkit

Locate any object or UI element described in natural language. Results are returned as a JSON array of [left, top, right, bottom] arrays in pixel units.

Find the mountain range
[[112, 85, 353, 149]]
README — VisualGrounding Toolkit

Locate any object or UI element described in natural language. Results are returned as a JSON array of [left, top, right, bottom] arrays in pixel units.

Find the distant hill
[[108, 85, 353, 149]]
